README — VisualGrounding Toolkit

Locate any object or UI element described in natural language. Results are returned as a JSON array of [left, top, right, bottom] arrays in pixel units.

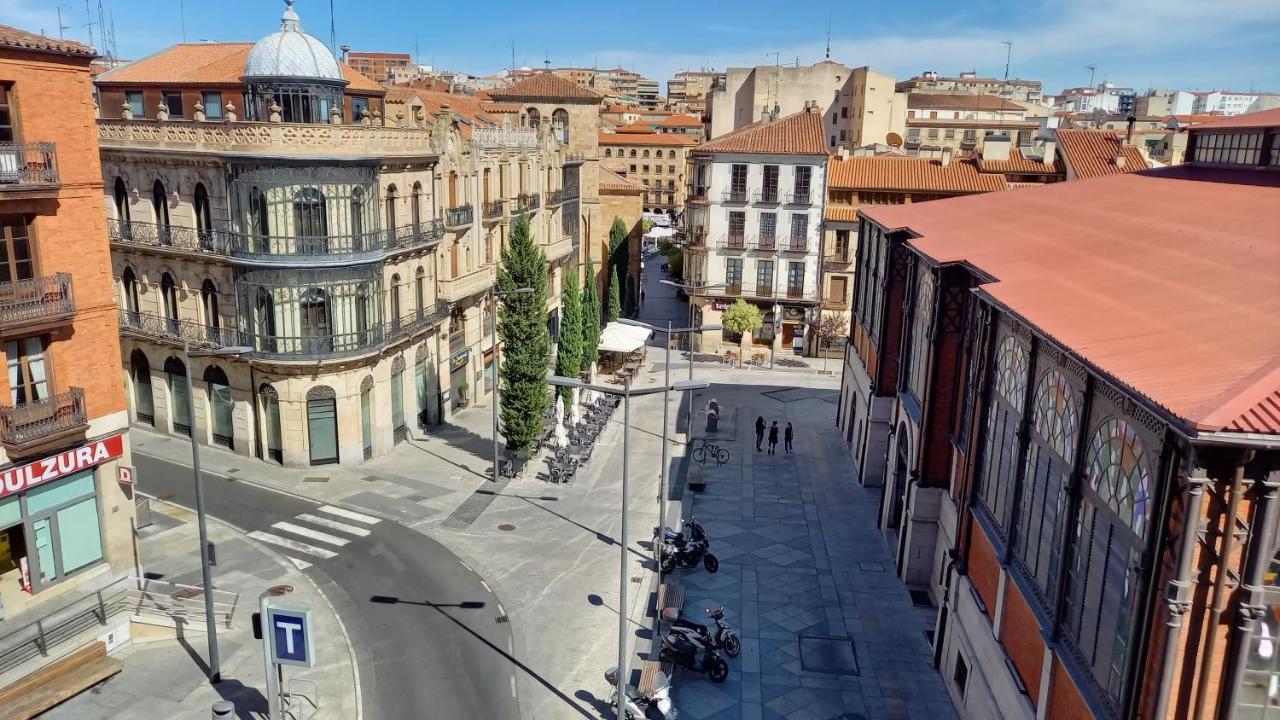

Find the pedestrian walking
[[768, 421, 779, 455], [755, 416, 765, 452], [784, 422, 794, 454]]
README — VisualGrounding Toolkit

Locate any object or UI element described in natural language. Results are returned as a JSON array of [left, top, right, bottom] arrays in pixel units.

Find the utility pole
[[1086, 64, 1097, 88], [84, 0, 95, 48], [1002, 41, 1012, 82]]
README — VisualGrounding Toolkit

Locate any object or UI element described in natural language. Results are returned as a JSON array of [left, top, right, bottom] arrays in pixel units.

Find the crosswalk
[[248, 504, 381, 569]]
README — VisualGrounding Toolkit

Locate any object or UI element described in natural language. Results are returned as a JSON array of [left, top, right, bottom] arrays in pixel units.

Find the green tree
[[554, 264, 583, 410], [814, 312, 843, 372], [609, 217, 629, 314], [608, 265, 622, 322], [581, 259, 602, 374], [497, 214, 551, 454], [721, 299, 763, 365]]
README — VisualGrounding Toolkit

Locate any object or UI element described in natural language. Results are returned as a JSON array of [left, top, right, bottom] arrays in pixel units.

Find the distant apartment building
[[681, 107, 827, 356], [597, 130, 697, 215], [708, 62, 906, 151], [1193, 90, 1280, 116], [896, 70, 1044, 105], [1133, 89, 1196, 117], [905, 94, 1038, 152], [551, 67, 598, 90], [343, 50, 414, 83], [667, 70, 724, 114], [0, 26, 135, 623], [655, 115, 705, 141], [1055, 82, 1137, 115]]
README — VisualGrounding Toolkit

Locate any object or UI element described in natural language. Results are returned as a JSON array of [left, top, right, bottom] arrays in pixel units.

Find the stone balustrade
[[97, 119, 436, 158], [438, 266, 496, 303]]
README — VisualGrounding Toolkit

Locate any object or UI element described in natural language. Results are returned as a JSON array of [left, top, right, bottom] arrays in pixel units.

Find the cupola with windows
[[243, 0, 347, 124]]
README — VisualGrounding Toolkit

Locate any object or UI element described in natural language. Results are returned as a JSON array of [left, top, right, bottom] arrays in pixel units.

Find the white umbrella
[[570, 387, 583, 427], [553, 400, 568, 449]]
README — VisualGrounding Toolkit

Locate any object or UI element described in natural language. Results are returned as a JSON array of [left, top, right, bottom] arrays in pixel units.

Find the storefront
[[449, 348, 470, 409], [0, 435, 125, 619]]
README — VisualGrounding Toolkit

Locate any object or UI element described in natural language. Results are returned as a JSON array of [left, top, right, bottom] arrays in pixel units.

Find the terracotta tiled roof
[[600, 167, 644, 194], [827, 155, 1008, 194], [696, 109, 826, 156], [976, 148, 1064, 175], [598, 132, 698, 147], [481, 101, 521, 113], [1164, 113, 1221, 125], [825, 206, 860, 222], [1192, 108, 1280, 131], [411, 90, 507, 137], [488, 72, 601, 102], [383, 86, 422, 103], [1055, 129, 1148, 180], [907, 93, 1025, 112], [659, 115, 703, 127], [0, 24, 94, 57], [339, 64, 384, 92], [863, 164, 1280, 435], [614, 123, 657, 134], [93, 42, 384, 93]]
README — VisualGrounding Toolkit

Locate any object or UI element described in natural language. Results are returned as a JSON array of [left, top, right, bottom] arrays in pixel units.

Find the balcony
[[785, 191, 812, 206], [543, 235, 575, 263], [755, 235, 777, 252], [387, 302, 450, 343], [546, 188, 576, 207], [449, 330, 466, 355], [119, 309, 244, 350], [754, 189, 780, 204], [824, 252, 854, 270], [823, 294, 849, 309], [97, 119, 439, 162], [483, 200, 506, 222], [779, 237, 809, 253], [688, 186, 709, 204], [0, 142, 60, 192], [108, 219, 443, 264], [724, 284, 742, 297], [444, 204, 474, 230], [439, 265, 496, 303], [719, 233, 747, 251], [515, 193, 540, 214], [755, 285, 774, 299], [0, 273, 75, 337], [473, 126, 538, 149], [786, 286, 806, 299], [0, 387, 88, 457], [722, 189, 748, 204]]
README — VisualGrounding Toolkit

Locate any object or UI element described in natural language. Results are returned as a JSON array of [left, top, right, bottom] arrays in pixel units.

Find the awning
[[644, 226, 676, 239], [598, 322, 651, 353]]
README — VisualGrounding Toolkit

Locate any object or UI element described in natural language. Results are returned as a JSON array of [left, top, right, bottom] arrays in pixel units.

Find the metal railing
[[779, 237, 809, 253], [722, 189, 748, 203], [786, 190, 812, 205], [445, 204, 474, 227], [688, 186, 709, 202], [0, 577, 132, 677], [119, 309, 243, 349], [516, 193, 540, 213], [719, 233, 746, 250], [755, 189, 780, 204], [0, 273, 74, 327], [483, 200, 505, 220], [108, 218, 444, 261], [755, 235, 777, 251], [787, 286, 807, 299], [125, 576, 239, 629], [546, 188, 574, 206], [0, 142, 59, 186], [0, 387, 87, 447], [756, 285, 774, 298], [724, 284, 742, 296], [387, 302, 449, 343]]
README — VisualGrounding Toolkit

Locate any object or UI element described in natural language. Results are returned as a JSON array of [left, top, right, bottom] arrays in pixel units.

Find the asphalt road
[[137, 452, 522, 720]]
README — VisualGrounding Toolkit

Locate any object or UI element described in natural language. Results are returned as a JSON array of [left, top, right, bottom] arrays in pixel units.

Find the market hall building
[[834, 108, 1280, 717], [0, 27, 134, 623]]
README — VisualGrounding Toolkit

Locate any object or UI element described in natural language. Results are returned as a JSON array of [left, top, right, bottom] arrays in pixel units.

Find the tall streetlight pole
[[618, 318, 720, 579], [490, 286, 534, 481], [661, 280, 726, 443], [181, 341, 254, 683], [546, 373, 709, 720]]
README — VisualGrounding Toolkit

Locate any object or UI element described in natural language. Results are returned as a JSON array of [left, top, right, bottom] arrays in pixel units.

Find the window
[[841, 106, 848, 119], [790, 214, 808, 244], [830, 136, 836, 147], [352, 96, 368, 121], [551, 108, 569, 143], [787, 262, 805, 296], [630, 149, 637, 158], [121, 267, 139, 320], [604, 148, 612, 157], [907, 129, 921, 142], [730, 164, 747, 200], [630, 164, 637, 173], [202, 91, 223, 119], [1193, 132, 1264, 165], [755, 259, 773, 294], [944, 129, 955, 139], [201, 279, 220, 334], [204, 366, 233, 449], [727, 211, 745, 245], [0, 85, 13, 142], [5, 336, 49, 405], [0, 219, 34, 283], [668, 150, 675, 159], [831, 112, 837, 123], [390, 273, 402, 325], [643, 165, 649, 173], [350, 187, 366, 248], [860, 191, 903, 206], [762, 165, 779, 202], [113, 178, 131, 225], [834, 230, 849, 261], [963, 129, 977, 144], [724, 258, 742, 290], [255, 287, 276, 351], [300, 287, 331, 354], [165, 356, 191, 437], [928, 128, 940, 140], [839, 129, 847, 141], [293, 187, 328, 238], [130, 349, 153, 426], [415, 266, 427, 314], [828, 276, 848, 306], [411, 182, 423, 232], [759, 213, 776, 244], [978, 334, 1028, 537], [162, 91, 183, 117], [152, 180, 170, 230], [643, 149, 650, 159], [250, 187, 269, 248], [385, 185, 397, 227], [793, 166, 812, 203], [126, 91, 144, 118], [160, 273, 179, 332], [194, 183, 212, 237], [668, 165, 675, 173], [953, 654, 969, 697]]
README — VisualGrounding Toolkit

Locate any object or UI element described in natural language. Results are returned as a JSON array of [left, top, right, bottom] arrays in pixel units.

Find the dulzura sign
[[0, 435, 125, 500]]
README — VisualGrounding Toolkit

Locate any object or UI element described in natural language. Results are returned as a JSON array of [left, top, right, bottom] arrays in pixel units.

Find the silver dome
[[245, 0, 343, 82]]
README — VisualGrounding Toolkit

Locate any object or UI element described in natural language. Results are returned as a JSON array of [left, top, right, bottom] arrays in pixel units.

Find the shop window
[[5, 336, 49, 405], [307, 386, 339, 465], [204, 365, 233, 450], [259, 384, 282, 463], [165, 356, 191, 436], [2, 471, 104, 590]]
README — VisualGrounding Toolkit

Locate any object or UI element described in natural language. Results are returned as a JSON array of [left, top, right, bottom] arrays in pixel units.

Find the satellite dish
[[886, 132, 904, 147]]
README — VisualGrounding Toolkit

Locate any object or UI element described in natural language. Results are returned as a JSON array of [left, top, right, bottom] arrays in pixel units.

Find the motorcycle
[[664, 606, 741, 658], [660, 536, 718, 574], [605, 666, 677, 719], [654, 516, 708, 548], [660, 625, 730, 682]]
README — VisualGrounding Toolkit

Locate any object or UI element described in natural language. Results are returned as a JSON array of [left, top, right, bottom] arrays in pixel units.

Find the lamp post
[[618, 318, 720, 580], [661, 280, 726, 442], [490, 286, 534, 482], [181, 341, 254, 683], [546, 373, 709, 720]]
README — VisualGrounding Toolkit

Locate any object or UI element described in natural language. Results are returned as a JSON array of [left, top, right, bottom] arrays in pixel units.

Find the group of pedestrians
[[755, 416, 793, 455]]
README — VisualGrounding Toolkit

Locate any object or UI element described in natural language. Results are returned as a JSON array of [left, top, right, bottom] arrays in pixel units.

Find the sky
[[6, 0, 1279, 94]]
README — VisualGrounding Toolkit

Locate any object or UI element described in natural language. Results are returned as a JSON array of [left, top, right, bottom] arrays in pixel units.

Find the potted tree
[[456, 379, 470, 407], [721, 299, 763, 368]]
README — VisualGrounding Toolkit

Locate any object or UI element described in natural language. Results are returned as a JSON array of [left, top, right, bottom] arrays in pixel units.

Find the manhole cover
[[497, 524, 516, 531], [267, 585, 294, 596], [798, 635, 859, 675]]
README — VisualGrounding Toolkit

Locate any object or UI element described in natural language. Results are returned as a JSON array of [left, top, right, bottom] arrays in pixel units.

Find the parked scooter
[[605, 666, 678, 719], [660, 625, 730, 682], [664, 606, 741, 657], [659, 537, 719, 574]]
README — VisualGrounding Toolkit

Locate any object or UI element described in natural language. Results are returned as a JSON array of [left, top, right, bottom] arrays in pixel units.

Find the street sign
[[117, 465, 135, 485], [266, 606, 314, 668]]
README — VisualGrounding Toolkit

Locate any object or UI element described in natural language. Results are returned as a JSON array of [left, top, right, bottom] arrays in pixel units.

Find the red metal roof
[[863, 164, 1280, 435], [1193, 108, 1280, 131]]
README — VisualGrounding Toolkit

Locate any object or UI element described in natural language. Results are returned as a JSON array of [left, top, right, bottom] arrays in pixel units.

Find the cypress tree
[[608, 265, 622, 322], [497, 214, 550, 454], [609, 217, 629, 314], [581, 259, 601, 374], [554, 264, 583, 410]]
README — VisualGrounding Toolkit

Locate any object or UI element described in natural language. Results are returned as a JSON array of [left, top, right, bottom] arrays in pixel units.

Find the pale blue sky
[[5, 0, 1278, 94]]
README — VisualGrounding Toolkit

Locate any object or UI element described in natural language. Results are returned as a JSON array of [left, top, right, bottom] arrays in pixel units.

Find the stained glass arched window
[[1087, 417, 1153, 539], [993, 335, 1029, 411], [1032, 369, 1081, 460], [979, 333, 1030, 535]]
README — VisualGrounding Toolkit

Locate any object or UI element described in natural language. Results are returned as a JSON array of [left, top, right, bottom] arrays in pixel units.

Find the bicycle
[[692, 442, 730, 466]]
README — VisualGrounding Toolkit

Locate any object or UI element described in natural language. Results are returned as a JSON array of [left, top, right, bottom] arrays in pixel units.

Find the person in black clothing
[[767, 421, 779, 454], [755, 416, 766, 451], [784, 422, 794, 454]]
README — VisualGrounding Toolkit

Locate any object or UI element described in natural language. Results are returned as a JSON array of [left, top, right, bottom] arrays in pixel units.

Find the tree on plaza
[[554, 263, 583, 410], [609, 217, 630, 313], [581, 259, 602, 375], [608, 265, 623, 322], [721, 299, 763, 367], [814, 312, 844, 372], [496, 214, 551, 455]]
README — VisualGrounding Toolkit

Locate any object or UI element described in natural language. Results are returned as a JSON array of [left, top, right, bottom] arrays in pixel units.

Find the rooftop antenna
[[1001, 41, 1012, 81], [825, 11, 832, 61], [84, 0, 95, 48], [1085, 64, 1097, 88], [177, 0, 187, 42], [544, 51, 550, 70], [510, 40, 516, 72], [329, 0, 337, 54], [766, 50, 783, 113], [56, 7, 72, 39]]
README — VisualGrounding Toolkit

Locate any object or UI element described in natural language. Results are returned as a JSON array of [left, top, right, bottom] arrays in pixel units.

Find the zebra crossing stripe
[[318, 505, 381, 525], [285, 556, 313, 571], [273, 521, 349, 547], [296, 513, 372, 538], [248, 530, 338, 559]]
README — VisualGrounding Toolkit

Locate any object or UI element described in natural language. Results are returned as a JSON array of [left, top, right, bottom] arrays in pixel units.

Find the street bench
[[0, 640, 121, 719], [688, 465, 707, 492], [657, 583, 685, 618], [638, 659, 674, 693]]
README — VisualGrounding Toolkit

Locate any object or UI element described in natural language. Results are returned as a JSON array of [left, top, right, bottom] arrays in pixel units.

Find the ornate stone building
[[97, 2, 581, 467]]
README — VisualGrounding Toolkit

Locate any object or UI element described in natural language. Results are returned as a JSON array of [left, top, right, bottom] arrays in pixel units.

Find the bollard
[[211, 700, 235, 719]]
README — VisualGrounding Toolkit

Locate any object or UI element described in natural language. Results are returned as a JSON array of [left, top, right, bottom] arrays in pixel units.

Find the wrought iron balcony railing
[[786, 286, 806, 299], [449, 330, 466, 354], [0, 387, 87, 452], [0, 273, 75, 332], [722, 189, 748, 203], [0, 142, 59, 187], [688, 186, 709, 203], [546, 188, 575, 206], [754, 189, 780, 204], [779, 237, 809, 253], [516, 193, 540, 213], [724, 284, 742, 296], [786, 190, 812, 206], [755, 235, 777, 251], [445, 204, 474, 228], [756, 285, 774, 299], [387, 302, 450, 343], [719, 233, 746, 250], [119, 309, 245, 349], [107, 218, 443, 261], [484, 200, 505, 220]]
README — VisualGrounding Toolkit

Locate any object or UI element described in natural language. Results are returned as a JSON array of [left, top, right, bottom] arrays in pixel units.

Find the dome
[[245, 0, 343, 82]]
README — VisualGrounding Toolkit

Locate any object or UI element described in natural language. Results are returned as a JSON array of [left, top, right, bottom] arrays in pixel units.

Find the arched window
[[1063, 416, 1153, 709], [121, 267, 140, 323], [250, 186, 270, 252], [415, 266, 426, 316], [385, 184, 398, 227], [160, 273, 179, 333], [164, 356, 191, 436], [415, 343, 431, 427], [204, 365, 234, 449], [629, 149, 637, 158], [351, 186, 366, 250], [411, 182, 423, 232], [1014, 368, 1082, 602], [906, 267, 934, 398], [356, 282, 372, 343], [201, 279, 220, 340], [643, 149, 650, 158], [259, 384, 282, 463], [293, 187, 328, 253], [306, 385, 339, 465], [668, 149, 676, 159], [152, 179, 171, 243], [114, 177, 131, 224], [552, 108, 569, 143], [978, 334, 1028, 537], [604, 148, 612, 157], [525, 108, 540, 128], [255, 287, 276, 352], [300, 287, 331, 354], [389, 274, 401, 327], [130, 349, 153, 426], [194, 182, 212, 236]]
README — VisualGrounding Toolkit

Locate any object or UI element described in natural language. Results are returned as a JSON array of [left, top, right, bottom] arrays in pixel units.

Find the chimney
[[340, 45, 351, 63], [1040, 140, 1057, 164], [760, 105, 770, 123], [838, 146, 849, 160], [1114, 154, 1127, 168], [940, 146, 952, 167], [1125, 115, 1136, 145]]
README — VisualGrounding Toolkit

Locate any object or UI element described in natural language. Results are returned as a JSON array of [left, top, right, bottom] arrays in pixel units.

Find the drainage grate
[[858, 561, 884, 573], [304, 476, 329, 483], [443, 479, 509, 529], [798, 635, 859, 675], [910, 589, 935, 608], [495, 615, 509, 624]]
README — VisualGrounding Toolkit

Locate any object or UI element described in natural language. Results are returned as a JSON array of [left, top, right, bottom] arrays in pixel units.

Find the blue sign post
[[266, 606, 314, 668]]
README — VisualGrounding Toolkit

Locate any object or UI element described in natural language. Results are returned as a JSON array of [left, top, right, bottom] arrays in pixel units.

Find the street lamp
[[490, 286, 534, 482], [546, 373, 709, 720], [182, 341, 254, 683], [660, 279, 727, 442], [618, 318, 720, 581]]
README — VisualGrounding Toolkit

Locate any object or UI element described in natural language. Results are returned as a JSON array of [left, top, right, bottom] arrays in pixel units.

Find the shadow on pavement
[[176, 627, 267, 720], [573, 688, 614, 718]]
